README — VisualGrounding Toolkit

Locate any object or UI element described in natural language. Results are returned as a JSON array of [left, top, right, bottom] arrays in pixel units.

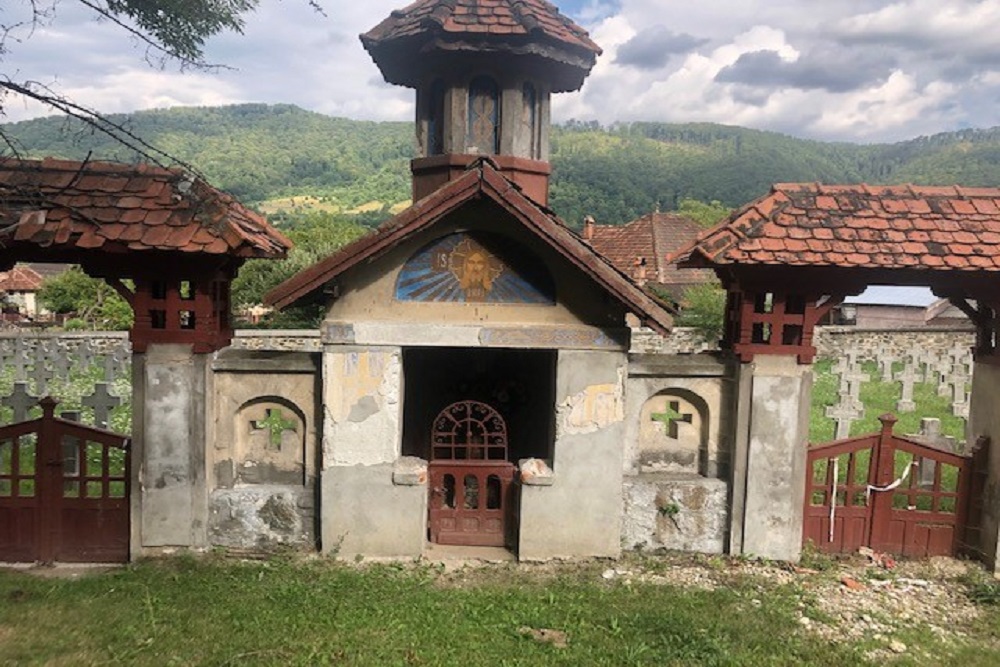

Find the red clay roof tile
[[587, 211, 715, 290], [670, 182, 1000, 276], [361, 1, 601, 92], [0, 158, 290, 260], [0, 264, 44, 292]]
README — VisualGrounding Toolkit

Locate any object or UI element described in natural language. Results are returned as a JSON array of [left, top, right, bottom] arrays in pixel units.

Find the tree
[[0, 1, 320, 165], [677, 199, 732, 228], [37, 267, 133, 330], [674, 282, 727, 341]]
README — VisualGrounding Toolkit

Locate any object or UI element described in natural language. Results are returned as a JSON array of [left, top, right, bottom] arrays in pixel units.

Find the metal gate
[[0, 397, 130, 563], [804, 413, 984, 557], [428, 400, 515, 547]]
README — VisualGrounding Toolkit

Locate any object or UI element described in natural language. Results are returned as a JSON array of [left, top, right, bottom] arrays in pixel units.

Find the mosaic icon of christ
[[449, 238, 504, 301]]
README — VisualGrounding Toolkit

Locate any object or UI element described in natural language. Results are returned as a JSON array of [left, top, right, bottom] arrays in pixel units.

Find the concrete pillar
[[730, 355, 812, 561], [967, 360, 1000, 572], [319, 345, 426, 559], [132, 344, 210, 553], [518, 349, 626, 560]]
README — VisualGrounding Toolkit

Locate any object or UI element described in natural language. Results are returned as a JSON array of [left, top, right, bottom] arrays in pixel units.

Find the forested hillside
[[6, 104, 1000, 227]]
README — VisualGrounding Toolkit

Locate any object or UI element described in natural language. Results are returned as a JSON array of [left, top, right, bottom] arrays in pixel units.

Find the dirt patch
[[0, 564, 121, 579]]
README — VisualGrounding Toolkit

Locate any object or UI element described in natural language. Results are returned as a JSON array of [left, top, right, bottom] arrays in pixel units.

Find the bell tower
[[361, 0, 601, 205]]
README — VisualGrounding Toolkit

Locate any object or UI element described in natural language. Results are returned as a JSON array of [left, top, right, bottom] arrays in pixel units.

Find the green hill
[[6, 104, 1000, 227]]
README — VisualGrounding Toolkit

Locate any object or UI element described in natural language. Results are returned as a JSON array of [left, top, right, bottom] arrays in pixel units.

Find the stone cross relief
[[251, 408, 298, 450], [651, 400, 693, 439]]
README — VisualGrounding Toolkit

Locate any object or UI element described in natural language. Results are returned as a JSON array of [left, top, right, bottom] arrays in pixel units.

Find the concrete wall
[[208, 350, 320, 550], [968, 361, 1000, 572], [730, 356, 812, 562], [518, 349, 627, 560], [623, 353, 733, 477], [620, 353, 733, 554], [133, 344, 210, 552], [320, 345, 427, 559], [621, 475, 728, 553]]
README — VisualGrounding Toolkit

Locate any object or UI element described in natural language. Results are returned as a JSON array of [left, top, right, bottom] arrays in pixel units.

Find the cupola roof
[[361, 0, 601, 92]]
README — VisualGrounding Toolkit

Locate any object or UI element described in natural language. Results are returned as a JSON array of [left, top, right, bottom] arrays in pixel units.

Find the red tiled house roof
[[266, 159, 674, 334], [588, 212, 715, 293], [0, 264, 43, 292], [0, 157, 291, 266], [672, 183, 1000, 275], [361, 0, 601, 92]]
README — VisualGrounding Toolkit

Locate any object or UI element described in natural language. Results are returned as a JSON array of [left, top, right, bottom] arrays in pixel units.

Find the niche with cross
[[638, 390, 710, 476], [234, 398, 306, 485]]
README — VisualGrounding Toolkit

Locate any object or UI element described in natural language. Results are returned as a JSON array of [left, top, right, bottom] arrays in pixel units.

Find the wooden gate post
[[867, 413, 898, 553], [36, 396, 60, 563]]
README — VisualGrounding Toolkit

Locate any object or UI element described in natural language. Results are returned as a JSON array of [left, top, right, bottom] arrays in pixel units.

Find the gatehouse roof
[[265, 158, 674, 334], [672, 183, 1000, 273], [0, 158, 291, 264]]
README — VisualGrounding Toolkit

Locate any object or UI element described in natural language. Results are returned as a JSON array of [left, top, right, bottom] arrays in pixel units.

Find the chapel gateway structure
[[4, 0, 1000, 569]]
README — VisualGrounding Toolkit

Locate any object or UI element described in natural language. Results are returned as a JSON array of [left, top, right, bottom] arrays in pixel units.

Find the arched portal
[[427, 400, 516, 547]]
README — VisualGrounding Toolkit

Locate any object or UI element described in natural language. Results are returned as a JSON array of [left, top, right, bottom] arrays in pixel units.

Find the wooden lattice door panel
[[428, 463, 514, 547], [0, 424, 40, 562], [0, 398, 129, 563], [54, 423, 130, 562], [428, 400, 515, 547], [803, 433, 879, 554], [804, 414, 976, 558]]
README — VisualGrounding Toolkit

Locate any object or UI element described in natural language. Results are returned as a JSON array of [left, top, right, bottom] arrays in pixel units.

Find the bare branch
[[0, 78, 206, 177]]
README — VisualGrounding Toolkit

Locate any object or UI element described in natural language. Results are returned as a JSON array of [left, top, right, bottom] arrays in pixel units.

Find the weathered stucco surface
[[136, 344, 209, 549], [209, 486, 315, 549], [968, 361, 1000, 572], [323, 347, 402, 467], [518, 349, 626, 560], [208, 350, 319, 549], [621, 474, 728, 553], [624, 353, 732, 479], [321, 464, 427, 559], [735, 356, 812, 562]]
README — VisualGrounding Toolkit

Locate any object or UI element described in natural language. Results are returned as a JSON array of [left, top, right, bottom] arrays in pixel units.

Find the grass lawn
[[1, 555, 999, 666], [810, 359, 967, 444]]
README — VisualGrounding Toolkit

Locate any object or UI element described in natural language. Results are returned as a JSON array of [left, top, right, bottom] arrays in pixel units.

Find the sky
[[4, 0, 1000, 143]]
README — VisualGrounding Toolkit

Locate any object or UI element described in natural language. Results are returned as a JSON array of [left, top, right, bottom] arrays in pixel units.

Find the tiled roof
[[0, 264, 43, 292], [362, 1, 600, 91], [266, 159, 674, 334], [588, 211, 714, 288], [672, 183, 1000, 273], [364, 0, 600, 54], [0, 158, 291, 260]]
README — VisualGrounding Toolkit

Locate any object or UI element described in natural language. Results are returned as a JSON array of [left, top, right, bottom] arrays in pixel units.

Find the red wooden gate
[[804, 413, 983, 558], [0, 397, 130, 563], [428, 400, 516, 547]]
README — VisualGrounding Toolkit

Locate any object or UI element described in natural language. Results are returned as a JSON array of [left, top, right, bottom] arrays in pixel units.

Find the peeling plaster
[[556, 367, 625, 437]]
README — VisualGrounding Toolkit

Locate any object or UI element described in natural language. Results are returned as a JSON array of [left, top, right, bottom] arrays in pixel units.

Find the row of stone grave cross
[[824, 344, 972, 441], [0, 338, 131, 429]]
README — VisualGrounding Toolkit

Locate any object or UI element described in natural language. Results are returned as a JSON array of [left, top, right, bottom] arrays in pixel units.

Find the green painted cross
[[651, 400, 692, 439], [252, 409, 298, 449]]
